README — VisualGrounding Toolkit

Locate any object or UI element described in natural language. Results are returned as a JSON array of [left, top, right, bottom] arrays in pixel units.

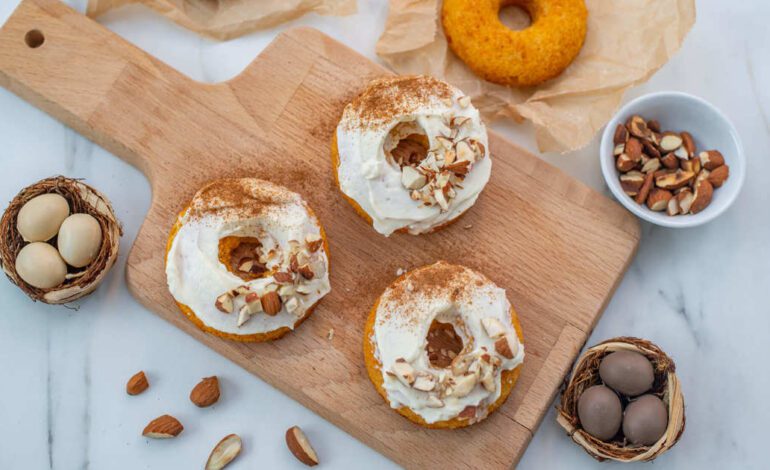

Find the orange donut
[[165, 178, 330, 342], [442, 0, 588, 86], [363, 261, 524, 428]]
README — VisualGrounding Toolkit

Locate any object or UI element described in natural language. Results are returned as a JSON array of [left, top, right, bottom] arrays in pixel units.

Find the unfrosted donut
[[442, 0, 587, 87]]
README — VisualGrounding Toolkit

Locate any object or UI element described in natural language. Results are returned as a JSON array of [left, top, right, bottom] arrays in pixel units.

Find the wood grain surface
[[0, 1, 640, 467]]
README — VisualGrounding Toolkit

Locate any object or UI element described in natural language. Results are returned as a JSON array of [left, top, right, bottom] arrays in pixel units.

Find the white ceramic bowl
[[600, 91, 745, 228]]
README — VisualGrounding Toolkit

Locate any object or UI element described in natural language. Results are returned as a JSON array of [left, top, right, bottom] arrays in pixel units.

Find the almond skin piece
[[646, 188, 673, 211], [708, 164, 730, 188], [127, 371, 149, 396], [298, 265, 314, 280], [206, 434, 242, 470], [656, 169, 695, 190], [627, 115, 649, 138], [620, 171, 645, 196], [634, 171, 655, 205], [690, 180, 714, 214], [286, 426, 319, 467], [677, 188, 694, 213], [699, 150, 725, 170], [273, 271, 294, 283], [143, 415, 183, 439], [190, 376, 220, 408], [647, 119, 661, 133], [459, 405, 477, 419], [261, 291, 282, 316], [642, 140, 662, 159], [681, 131, 696, 157], [625, 138, 643, 162], [661, 153, 679, 169], [667, 197, 681, 216], [616, 153, 637, 172], [613, 123, 628, 145], [680, 155, 701, 174]]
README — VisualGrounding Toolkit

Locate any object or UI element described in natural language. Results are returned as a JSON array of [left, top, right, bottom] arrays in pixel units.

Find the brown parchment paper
[[377, 0, 696, 153], [87, 0, 357, 41]]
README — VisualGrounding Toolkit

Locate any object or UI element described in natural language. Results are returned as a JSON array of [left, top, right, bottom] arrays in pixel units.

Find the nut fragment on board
[[143, 415, 183, 439], [190, 376, 220, 407], [126, 370, 149, 396], [286, 426, 319, 466], [206, 434, 242, 470]]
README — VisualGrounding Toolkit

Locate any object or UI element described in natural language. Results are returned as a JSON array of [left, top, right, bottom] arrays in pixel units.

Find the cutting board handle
[[0, 0, 270, 184]]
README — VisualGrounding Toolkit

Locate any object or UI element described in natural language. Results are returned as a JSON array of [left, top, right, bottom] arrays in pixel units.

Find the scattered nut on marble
[[285, 425, 319, 467], [16, 193, 70, 242], [205, 434, 242, 470], [57, 213, 102, 268], [14, 242, 67, 289]]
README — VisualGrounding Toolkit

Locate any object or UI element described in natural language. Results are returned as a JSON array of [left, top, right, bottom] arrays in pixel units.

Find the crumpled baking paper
[[376, 0, 696, 153], [86, 0, 357, 41]]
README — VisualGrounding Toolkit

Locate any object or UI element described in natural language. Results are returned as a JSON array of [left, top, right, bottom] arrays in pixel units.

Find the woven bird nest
[[0, 176, 122, 304], [557, 337, 685, 462]]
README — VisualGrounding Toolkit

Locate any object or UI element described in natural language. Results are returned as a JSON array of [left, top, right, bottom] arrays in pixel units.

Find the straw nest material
[[557, 337, 685, 462], [0, 176, 122, 304]]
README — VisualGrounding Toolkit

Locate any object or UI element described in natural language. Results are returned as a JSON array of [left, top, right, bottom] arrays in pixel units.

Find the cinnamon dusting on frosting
[[345, 75, 454, 130]]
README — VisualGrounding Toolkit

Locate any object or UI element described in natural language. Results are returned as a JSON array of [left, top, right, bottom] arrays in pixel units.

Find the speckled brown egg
[[577, 385, 622, 441], [599, 350, 654, 396], [623, 394, 668, 446]]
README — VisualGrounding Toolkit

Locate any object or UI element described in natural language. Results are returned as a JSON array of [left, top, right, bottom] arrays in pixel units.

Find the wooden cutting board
[[0, 0, 640, 467]]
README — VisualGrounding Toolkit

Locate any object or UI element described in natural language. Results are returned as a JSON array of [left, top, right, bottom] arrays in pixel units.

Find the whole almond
[[143, 415, 183, 439], [190, 376, 220, 407], [126, 371, 149, 396], [261, 291, 282, 316]]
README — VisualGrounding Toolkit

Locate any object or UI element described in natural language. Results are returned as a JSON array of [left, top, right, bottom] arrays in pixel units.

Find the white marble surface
[[1, 0, 768, 468]]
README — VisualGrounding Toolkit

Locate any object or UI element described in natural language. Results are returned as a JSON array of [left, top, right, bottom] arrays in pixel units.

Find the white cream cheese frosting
[[165, 179, 330, 336], [371, 261, 524, 424], [336, 75, 491, 236]]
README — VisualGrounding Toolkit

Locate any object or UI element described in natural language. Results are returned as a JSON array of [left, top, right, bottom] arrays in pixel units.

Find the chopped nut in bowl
[[600, 92, 745, 228]]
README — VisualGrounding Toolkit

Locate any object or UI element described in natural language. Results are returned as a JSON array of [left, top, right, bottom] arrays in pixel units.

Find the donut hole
[[499, 2, 532, 31], [218, 236, 268, 281], [384, 121, 429, 168], [425, 320, 465, 368]]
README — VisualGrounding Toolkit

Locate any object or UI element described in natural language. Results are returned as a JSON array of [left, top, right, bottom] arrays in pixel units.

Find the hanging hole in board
[[25, 29, 45, 48]]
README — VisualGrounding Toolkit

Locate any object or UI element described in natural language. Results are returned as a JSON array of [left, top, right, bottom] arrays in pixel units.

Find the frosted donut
[[442, 0, 588, 87], [332, 75, 490, 236], [165, 178, 331, 342], [363, 261, 524, 428]]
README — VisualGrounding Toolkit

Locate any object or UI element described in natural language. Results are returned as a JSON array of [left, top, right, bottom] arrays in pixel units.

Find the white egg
[[16, 193, 70, 242], [57, 214, 103, 268], [15, 242, 68, 289]]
